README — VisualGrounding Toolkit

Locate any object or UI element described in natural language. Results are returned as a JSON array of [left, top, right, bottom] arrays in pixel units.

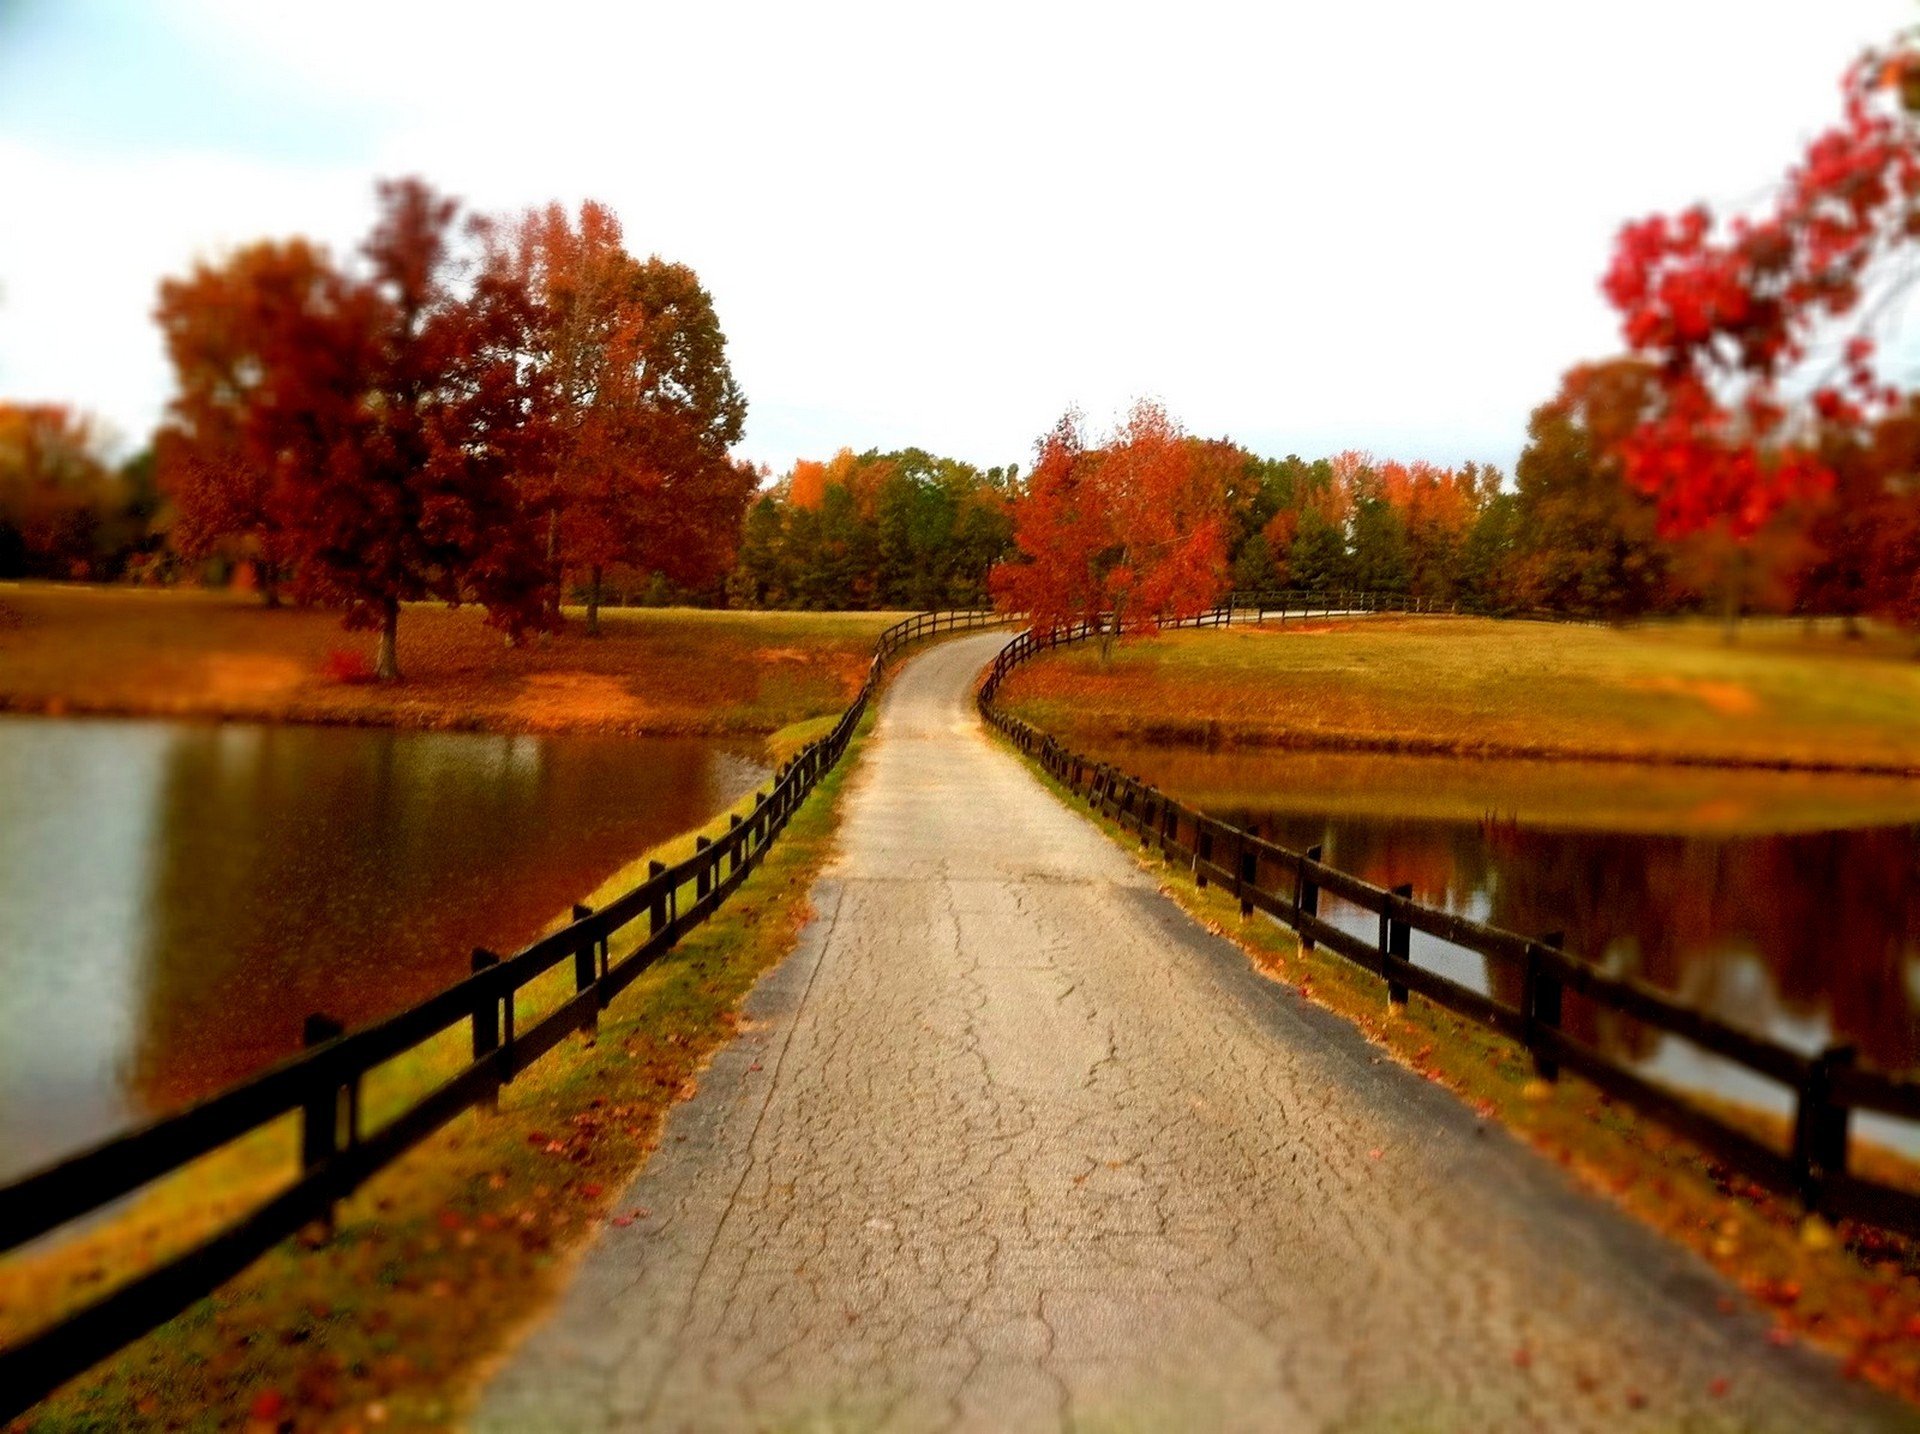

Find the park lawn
[[2, 712, 871, 1434], [1011, 739, 1920, 1409], [998, 616, 1920, 774], [0, 584, 900, 737]]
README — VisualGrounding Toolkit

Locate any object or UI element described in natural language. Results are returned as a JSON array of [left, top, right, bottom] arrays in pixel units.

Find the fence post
[[300, 1013, 346, 1236], [648, 859, 669, 939], [1194, 822, 1214, 889], [1380, 883, 1412, 1004], [1522, 932, 1565, 1081], [729, 814, 743, 875], [1295, 844, 1323, 948], [1238, 836, 1258, 918], [470, 947, 502, 1109], [571, 903, 600, 1029], [1792, 1045, 1857, 1208], [696, 835, 713, 899]]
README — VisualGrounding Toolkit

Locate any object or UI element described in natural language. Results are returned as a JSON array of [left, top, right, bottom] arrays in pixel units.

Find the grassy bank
[[1006, 736, 1920, 1408], [1080, 743, 1920, 837], [2, 714, 871, 1433], [999, 617, 1920, 774], [0, 584, 899, 737]]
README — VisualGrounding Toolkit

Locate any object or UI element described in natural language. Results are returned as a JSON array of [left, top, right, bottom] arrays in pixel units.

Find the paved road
[[479, 634, 1908, 1433]]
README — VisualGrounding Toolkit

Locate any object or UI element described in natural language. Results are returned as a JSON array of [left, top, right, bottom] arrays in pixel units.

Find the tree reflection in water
[[0, 718, 766, 1179], [1092, 743, 1920, 1083]]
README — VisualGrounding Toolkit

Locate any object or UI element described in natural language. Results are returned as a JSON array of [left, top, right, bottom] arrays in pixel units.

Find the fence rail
[[978, 605, 1920, 1243], [0, 606, 1014, 1423]]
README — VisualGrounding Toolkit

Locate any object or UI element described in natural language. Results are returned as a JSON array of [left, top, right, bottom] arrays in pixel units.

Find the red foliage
[[1600, 41, 1920, 539], [318, 647, 377, 684], [991, 401, 1228, 635], [504, 202, 750, 618]]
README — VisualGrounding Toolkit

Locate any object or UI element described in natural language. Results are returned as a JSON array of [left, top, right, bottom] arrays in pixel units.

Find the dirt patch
[[507, 671, 649, 730], [196, 653, 308, 704], [1628, 675, 1762, 717]]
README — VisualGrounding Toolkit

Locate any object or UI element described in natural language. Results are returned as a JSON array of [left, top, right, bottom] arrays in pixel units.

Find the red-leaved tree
[[155, 179, 555, 678], [154, 240, 342, 605], [1600, 39, 1920, 541], [991, 401, 1228, 648], [506, 202, 750, 631]]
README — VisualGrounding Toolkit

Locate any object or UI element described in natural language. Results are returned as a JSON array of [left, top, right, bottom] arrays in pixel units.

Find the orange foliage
[[991, 402, 1229, 634]]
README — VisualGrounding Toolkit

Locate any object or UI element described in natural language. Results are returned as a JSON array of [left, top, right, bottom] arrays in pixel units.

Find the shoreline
[[0, 690, 792, 742], [1013, 714, 1920, 780]]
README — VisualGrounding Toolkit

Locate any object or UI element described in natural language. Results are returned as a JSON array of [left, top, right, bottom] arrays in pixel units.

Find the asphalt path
[[479, 632, 1908, 1433]]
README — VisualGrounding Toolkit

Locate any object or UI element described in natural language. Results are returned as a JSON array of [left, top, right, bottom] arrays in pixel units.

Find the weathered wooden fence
[[979, 607, 1920, 1242], [0, 607, 1012, 1422]]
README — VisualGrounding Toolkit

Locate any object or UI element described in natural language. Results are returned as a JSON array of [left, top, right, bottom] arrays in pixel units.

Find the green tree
[[1288, 506, 1349, 591]]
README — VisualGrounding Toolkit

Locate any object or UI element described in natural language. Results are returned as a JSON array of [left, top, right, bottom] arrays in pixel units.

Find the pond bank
[[0, 585, 898, 738]]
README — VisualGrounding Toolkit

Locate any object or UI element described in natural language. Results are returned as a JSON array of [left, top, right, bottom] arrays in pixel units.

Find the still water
[[1090, 743, 1920, 1138], [0, 717, 767, 1180]]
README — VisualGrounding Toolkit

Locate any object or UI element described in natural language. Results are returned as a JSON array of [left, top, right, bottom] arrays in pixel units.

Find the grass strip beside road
[[1005, 733, 1920, 1409], [999, 617, 1920, 775], [2, 712, 872, 1434]]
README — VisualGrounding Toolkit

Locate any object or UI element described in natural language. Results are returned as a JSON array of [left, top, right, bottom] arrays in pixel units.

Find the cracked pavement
[[476, 634, 1912, 1433]]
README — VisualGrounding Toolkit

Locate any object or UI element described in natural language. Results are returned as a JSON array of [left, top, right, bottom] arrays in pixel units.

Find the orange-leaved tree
[[154, 239, 341, 605], [506, 202, 749, 630], [991, 401, 1228, 651], [154, 179, 556, 679], [0, 404, 120, 578]]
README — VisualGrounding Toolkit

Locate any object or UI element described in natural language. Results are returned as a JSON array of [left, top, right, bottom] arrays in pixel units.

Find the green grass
[[998, 616, 1920, 774], [3, 713, 872, 1433]]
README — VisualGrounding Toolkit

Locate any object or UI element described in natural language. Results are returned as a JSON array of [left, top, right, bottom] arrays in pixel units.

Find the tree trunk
[[1720, 550, 1745, 644], [374, 600, 401, 682], [586, 565, 603, 637], [260, 563, 282, 610]]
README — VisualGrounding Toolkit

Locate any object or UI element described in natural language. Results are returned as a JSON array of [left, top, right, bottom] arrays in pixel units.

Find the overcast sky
[[0, 0, 1913, 475]]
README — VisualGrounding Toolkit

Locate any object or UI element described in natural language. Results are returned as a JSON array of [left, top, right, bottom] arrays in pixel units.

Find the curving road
[[478, 633, 1907, 1433]]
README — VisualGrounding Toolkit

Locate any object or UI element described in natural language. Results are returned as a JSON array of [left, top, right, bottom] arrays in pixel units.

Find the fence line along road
[[0, 607, 1015, 1425], [978, 604, 1920, 1245]]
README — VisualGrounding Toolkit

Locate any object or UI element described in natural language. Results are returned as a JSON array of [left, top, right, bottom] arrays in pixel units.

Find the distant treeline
[[8, 357, 1920, 633]]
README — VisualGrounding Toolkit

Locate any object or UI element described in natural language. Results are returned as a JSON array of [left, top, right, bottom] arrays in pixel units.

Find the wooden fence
[[978, 607, 1920, 1244], [1224, 588, 1454, 622], [0, 606, 1013, 1422]]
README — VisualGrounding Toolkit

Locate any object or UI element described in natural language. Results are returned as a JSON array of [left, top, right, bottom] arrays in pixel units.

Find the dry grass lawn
[[1000, 616, 1920, 774], [0, 584, 900, 737]]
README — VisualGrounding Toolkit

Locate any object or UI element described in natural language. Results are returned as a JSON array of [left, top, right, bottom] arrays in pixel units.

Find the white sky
[[0, 0, 1913, 474]]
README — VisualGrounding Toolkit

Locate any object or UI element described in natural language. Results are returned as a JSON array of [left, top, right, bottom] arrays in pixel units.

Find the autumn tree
[[506, 203, 750, 631], [1599, 38, 1920, 553], [730, 449, 1013, 609], [153, 240, 341, 604], [1513, 361, 1674, 618], [990, 402, 1228, 647], [0, 404, 124, 578], [154, 179, 554, 679]]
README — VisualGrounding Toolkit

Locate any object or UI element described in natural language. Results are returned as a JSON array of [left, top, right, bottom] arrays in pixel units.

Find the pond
[[0, 717, 768, 1181], [1087, 742, 1920, 1143]]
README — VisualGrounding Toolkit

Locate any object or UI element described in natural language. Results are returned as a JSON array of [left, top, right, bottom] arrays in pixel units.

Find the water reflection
[[0, 717, 767, 1179], [1091, 744, 1920, 1079]]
